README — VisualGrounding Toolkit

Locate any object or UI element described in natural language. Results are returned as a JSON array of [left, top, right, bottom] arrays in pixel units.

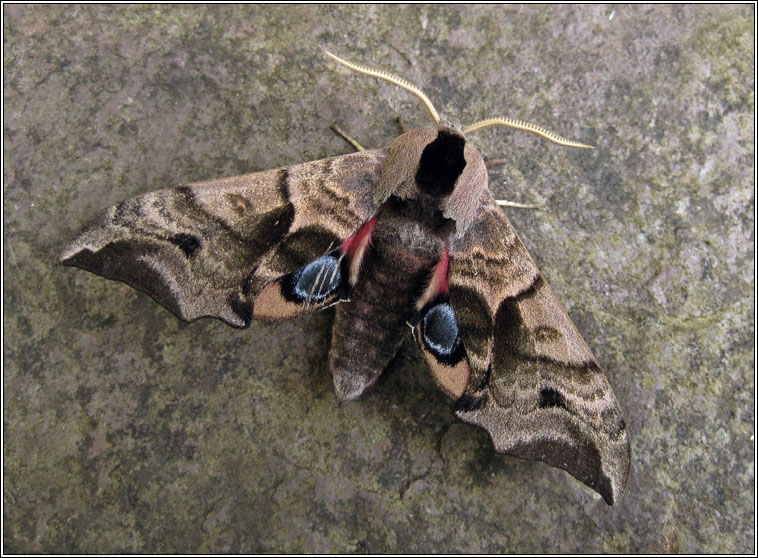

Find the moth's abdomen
[[328, 212, 443, 401]]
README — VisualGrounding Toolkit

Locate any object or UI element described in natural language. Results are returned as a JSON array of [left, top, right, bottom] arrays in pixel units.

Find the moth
[[61, 52, 630, 505]]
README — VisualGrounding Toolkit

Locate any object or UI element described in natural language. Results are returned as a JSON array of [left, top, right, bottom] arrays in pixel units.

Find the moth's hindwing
[[447, 195, 631, 505], [413, 294, 471, 400], [253, 249, 347, 320], [253, 215, 378, 320]]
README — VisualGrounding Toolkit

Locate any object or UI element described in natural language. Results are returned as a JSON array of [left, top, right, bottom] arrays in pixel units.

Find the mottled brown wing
[[61, 149, 387, 328], [447, 194, 630, 505]]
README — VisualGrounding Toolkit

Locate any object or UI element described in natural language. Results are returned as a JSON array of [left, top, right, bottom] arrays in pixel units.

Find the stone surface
[[3, 4, 753, 553]]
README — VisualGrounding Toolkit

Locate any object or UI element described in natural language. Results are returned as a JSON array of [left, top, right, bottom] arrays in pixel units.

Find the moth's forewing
[[61, 150, 387, 327], [447, 197, 631, 505]]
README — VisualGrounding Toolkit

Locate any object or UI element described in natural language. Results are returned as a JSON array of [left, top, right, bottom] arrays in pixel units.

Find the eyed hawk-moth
[[61, 52, 631, 505]]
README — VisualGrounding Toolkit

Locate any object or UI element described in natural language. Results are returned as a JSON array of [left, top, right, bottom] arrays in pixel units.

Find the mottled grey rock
[[4, 4, 753, 553]]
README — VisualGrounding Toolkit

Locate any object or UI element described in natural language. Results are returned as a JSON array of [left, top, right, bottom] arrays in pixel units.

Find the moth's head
[[415, 118, 467, 198], [326, 51, 594, 235], [378, 124, 487, 236]]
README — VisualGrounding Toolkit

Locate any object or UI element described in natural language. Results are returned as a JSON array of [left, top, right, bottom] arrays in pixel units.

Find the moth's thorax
[[374, 196, 453, 254], [376, 125, 488, 237]]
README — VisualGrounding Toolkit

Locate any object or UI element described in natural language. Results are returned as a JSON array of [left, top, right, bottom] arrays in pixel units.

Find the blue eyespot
[[421, 301, 465, 365], [284, 254, 342, 303]]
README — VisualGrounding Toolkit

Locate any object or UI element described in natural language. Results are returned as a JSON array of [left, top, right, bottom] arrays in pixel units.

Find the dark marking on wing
[[494, 299, 598, 377], [241, 271, 255, 297], [493, 297, 523, 350], [534, 325, 562, 342], [169, 233, 201, 258], [447, 285, 492, 362], [238, 202, 296, 296], [601, 408, 628, 440], [507, 274, 544, 303], [229, 297, 254, 327], [225, 193, 254, 216], [508, 434, 608, 499], [454, 392, 487, 413], [539, 387, 564, 408], [114, 200, 131, 222], [477, 364, 492, 391], [172, 186, 244, 242], [63, 239, 179, 316], [306, 159, 364, 231], [533, 355, 599, 375], [268, 225, 342, 273], [317, 158, 336, 192], [277, 167, 290, 201]]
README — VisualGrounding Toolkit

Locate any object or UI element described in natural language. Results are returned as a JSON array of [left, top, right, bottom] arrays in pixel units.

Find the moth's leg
[[484, 158, 508, 169], [330, 124, 366, 152], [495, 199, 542, 209], [331, 117, 406, 153], [485, 158, 543, 209], [395, 115, 407, 134]]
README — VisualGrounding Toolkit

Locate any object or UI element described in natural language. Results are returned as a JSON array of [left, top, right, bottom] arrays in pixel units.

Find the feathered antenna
[[325, 51, 441, 124], [463, 117, 593, 149], [326, 52, 593, 149]]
